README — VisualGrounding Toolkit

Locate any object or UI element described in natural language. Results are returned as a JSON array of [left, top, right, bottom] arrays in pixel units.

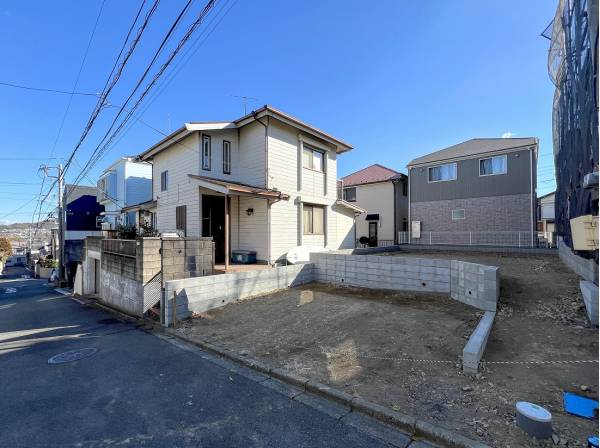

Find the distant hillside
[[0, 221, 55, 231]]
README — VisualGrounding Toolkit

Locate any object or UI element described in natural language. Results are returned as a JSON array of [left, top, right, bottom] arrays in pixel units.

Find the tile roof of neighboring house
[[407, 137, 538, 166], [340, 164, 406, 187]]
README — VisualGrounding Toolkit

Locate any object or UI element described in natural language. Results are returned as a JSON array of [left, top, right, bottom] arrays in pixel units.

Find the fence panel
[[397, 231, 556, 248]]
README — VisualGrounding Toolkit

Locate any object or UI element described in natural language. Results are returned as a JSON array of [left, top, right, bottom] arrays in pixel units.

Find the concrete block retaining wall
[[580, 280, 599, 326], [450, 261, 499, 312], [558, 237, 599, 284], [462, 311, 496, 373], [163, 263, 314, 326]]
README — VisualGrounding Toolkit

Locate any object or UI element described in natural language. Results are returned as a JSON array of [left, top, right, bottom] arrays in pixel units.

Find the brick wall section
[[163, 263, 314, 326], [410, 193, 532, 232]]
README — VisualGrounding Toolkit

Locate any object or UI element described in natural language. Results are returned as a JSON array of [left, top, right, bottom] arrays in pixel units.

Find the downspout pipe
[[252, 110, 271, 263]]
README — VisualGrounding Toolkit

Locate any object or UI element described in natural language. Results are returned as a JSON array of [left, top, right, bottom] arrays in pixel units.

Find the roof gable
[[341, 164, 405, 187], [408, 138, 537, 166]]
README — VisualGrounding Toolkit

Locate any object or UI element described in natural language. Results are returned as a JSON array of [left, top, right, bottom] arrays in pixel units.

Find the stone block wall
[[310, 252, 451, 293], [163, 263, 314, 326], [161, 237, 214, 282], [450, 261, 499, 312], [558, 237, 599, 283]]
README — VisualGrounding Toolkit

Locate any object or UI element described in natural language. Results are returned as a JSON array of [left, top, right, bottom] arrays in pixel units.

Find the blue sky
[[0, 0, 557, 223]]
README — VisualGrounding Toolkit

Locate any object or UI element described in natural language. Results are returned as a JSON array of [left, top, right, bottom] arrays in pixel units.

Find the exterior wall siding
[[352, 182, 395, 241], [409, 148, 533, 203], [410, 193, 532, 232], [153, 133, 201, 236]]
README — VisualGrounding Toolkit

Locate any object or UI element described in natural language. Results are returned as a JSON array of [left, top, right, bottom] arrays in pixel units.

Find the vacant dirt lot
[[176, 251, 598, 447]]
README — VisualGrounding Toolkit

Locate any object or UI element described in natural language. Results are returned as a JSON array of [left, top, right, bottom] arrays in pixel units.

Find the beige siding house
[[138, 105, 362, 265], [340, 164, 408, 246]]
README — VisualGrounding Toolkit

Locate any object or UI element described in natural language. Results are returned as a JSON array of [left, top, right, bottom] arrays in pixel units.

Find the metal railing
[[355, 239, 396, 248], [397, 231, 556, 248]]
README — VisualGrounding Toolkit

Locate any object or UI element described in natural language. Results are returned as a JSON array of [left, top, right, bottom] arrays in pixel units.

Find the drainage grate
[[48, 348, 98, 365]]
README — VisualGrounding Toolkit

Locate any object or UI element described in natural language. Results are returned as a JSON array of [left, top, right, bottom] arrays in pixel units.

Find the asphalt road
[[0, 266, 420, 448]]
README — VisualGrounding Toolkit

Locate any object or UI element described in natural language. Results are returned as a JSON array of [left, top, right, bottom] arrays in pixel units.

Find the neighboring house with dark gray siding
[[407, 138, 538, 235]]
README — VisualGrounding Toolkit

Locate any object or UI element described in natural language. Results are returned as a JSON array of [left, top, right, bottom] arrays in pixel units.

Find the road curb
[[164, 328, 491, 448]]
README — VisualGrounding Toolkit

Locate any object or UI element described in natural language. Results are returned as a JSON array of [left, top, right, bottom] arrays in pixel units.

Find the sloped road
[[0, 266, 422, 448]]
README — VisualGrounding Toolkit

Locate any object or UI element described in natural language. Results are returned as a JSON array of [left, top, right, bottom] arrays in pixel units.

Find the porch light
[[246, 208, 254, 216]]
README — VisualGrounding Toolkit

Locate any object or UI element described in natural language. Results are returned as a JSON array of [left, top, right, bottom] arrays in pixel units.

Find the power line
[[36, 0, 159, 215], [59, 0, 161, 183], [69, 0, 219, 190], [104, 0, 237, 161], [0, 81, 99, 97]]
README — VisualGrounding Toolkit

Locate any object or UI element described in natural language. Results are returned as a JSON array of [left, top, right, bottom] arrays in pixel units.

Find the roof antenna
[[233, 95, 258, 115]]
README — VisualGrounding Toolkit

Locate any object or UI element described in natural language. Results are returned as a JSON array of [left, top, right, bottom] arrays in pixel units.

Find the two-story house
[[407, 137, 538, 240], [97, 157, 153, 230], [340, 164, 408, 246], [137, 105, 362, 266]]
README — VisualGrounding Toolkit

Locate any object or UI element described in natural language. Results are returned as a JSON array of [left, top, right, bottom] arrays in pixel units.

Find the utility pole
[[39, 164, 64, 282], [57, 164, 64, 282]]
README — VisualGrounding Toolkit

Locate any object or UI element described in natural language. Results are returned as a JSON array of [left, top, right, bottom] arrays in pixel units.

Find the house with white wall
[[97, 157, 153, 230], [340, 164, 408, 246], [137, 105, 362, 266]]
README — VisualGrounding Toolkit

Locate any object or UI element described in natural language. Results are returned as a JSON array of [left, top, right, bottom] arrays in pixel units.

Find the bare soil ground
[[176, 251, 598, 447]]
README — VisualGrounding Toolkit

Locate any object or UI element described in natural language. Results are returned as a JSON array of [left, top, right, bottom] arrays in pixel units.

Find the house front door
[[368, 222, 378, 247], [202, 195, 225, 263]]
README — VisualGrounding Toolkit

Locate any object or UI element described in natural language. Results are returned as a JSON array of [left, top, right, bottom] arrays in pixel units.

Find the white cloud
[[501, 132, 516, 138]]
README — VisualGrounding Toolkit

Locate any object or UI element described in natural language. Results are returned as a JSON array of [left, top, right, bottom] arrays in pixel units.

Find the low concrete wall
[[309, 253, 500, 312], [163, 264, 314, 326], [558, 237, 599, 284], [580, 280, 599, 326], [397, 244, 557, 256], [463, 311, 496, 373], [450, 261, 499, 312], [310, 251, 500, 372], [310, 252, 451, 294]]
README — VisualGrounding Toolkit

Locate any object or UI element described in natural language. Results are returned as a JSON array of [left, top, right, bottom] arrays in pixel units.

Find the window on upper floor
[[343, 187, 356, 202], [160, 170, 168, 191], [303, 145, 324, 172], [402, 180, 407, 196], [223, 140, 231, 175], [202, 134, 211, 170], [428, 163, 457, 182], [479, 155, 507, 176], [303, 204, 324, 235]]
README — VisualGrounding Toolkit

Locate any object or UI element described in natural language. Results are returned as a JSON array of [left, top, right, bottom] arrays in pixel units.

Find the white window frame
[[343, 187, 356, 202], [451, 209, 465, 220], [202, 134, 211, 171], [302, 145, 325, 173], [222, 140, 231, 175], [428, 163, 457, 183], [479, 154, 507, 177], [303, 204, 325, 235], [160, 170, 168, 192]]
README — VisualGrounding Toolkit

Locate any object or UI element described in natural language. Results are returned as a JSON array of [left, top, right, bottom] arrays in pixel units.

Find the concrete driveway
[[0, 266, 420, 448]]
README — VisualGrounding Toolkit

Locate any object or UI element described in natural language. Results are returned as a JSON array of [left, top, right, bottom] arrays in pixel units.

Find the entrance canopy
[[188, 174, 289, 201]]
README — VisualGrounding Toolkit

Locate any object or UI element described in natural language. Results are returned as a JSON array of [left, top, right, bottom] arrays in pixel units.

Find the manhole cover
[[48, 348, 98, 365]]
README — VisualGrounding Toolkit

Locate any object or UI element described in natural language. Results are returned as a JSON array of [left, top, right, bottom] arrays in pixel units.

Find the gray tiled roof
[[408, 138, 537, 166]]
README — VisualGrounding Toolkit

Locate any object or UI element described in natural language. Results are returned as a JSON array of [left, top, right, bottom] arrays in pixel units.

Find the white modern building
[[137, 105, 363, 266], [97, 157, 153, 230]]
